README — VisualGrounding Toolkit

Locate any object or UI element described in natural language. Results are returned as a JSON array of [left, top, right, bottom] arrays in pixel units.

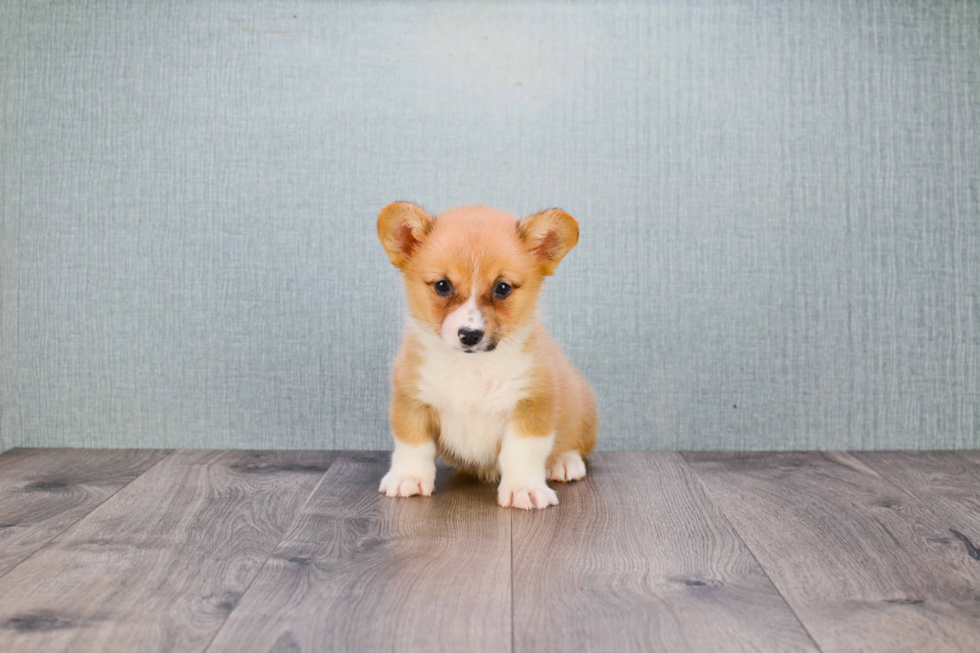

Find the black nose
[[458, 327, 484, 347]]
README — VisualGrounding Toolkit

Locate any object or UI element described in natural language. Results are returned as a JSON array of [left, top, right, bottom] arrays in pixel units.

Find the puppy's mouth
[[461, 339, 498, 355]]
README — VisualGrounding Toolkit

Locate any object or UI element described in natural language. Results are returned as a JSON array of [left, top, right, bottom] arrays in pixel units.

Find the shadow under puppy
[[377, 203, 597, 510]]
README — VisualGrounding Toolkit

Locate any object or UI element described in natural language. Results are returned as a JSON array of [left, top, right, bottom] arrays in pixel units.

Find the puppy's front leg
[[497, 395, 559, 510], [379, 392, 438, 498]]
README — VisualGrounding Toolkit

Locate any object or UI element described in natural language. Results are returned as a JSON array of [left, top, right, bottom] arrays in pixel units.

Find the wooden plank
[[0, 448, 171, 577], [206, 452, 511, 653], [685, 451, 980, 653], [959, 450, 980, 467], [855, 451, 980, 564], [512, 452, 818, 653], [0, 450, 335, 653]]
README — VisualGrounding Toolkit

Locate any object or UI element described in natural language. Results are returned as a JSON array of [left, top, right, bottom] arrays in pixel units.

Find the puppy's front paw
[[379, 472, 435, 498], [547, 452, 587, 482], [498, 483, 558, 510]]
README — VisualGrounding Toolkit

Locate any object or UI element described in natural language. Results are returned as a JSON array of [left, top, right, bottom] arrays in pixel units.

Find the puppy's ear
[[378, 202, 434, 268], [518, 208, 579, 275]]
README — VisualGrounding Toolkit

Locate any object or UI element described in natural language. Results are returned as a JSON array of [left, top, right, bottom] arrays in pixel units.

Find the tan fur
[[379, 203, 597, 484], [517, 323, 598, 470]]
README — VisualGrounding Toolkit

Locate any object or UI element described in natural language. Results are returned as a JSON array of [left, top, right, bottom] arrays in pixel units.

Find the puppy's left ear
[[518, 208, 579, 275], [378, 202, 434, 268]]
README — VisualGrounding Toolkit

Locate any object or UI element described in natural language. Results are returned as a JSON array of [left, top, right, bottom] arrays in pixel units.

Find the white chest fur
[[412, 328, 533, 468]]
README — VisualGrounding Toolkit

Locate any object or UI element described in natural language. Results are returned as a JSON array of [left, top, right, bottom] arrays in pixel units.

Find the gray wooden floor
[[0, 450, 978, 652]]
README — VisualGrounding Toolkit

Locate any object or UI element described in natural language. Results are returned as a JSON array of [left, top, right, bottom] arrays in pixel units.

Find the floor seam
[[0, 448, 177, 583], [510, 508, 515, 653], [677, 452, 827, 653], [200, 450, 339, 653]]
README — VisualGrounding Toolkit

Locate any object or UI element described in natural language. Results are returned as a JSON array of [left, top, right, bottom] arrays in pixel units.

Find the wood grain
[[685, 451, 980, 653], [0, 450, 335, 653], [205, 452, 512, 653], [512, 452, 818, 653], [855, 451, 980, 565], [0, 448, 171, 577]]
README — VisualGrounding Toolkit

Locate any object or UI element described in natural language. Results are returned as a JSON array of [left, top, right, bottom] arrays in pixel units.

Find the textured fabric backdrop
[[1, 0, 978, 452]]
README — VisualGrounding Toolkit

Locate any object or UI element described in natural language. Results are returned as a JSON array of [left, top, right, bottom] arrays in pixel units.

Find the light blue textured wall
[[1, 0, 978, 452]]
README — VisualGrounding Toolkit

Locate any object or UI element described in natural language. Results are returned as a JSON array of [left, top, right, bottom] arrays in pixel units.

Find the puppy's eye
[[434, 279, 453, 296], [493, 281, 512, 299]]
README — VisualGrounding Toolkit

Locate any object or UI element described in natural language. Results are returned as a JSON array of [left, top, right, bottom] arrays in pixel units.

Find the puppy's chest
[[414, 348, 532, 465]]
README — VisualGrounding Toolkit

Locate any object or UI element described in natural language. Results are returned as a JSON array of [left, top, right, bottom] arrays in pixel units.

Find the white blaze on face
[[440, 294, 485, 350]]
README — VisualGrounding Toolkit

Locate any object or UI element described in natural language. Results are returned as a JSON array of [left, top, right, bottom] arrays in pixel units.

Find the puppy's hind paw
[[379, 472, 435, 498], [547, 452, 587, 482]]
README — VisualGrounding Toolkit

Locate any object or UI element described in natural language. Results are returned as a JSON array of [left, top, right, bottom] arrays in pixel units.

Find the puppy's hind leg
[[547, 451, 587, 482]]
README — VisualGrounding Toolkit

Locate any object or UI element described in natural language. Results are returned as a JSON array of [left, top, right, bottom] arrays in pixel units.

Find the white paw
[[379, 472, 435, 498], [498, 483, 559, 510], [548, 452, 587, 482]]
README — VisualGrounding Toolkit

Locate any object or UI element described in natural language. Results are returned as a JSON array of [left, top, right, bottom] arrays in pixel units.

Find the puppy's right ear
[[377, 202, 434, 268]]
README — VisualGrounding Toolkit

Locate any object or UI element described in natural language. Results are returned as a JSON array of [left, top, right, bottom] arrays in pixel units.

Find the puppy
[[376, 203, 597, 510]]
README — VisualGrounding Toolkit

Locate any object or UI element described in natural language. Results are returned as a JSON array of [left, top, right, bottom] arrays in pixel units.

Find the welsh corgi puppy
[[377, 203, 597, 510]]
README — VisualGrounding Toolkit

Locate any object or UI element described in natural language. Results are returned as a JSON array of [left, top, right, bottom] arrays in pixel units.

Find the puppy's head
[[378, 203, 578, 354]]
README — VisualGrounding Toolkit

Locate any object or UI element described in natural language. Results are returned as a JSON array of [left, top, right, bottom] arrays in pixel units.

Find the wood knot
[[672, 576, 723, 589], [873, 499, 902, 509], [3, 611, 75, 631], [884, 598, 924, 605], [23, 480, 68, 492]]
